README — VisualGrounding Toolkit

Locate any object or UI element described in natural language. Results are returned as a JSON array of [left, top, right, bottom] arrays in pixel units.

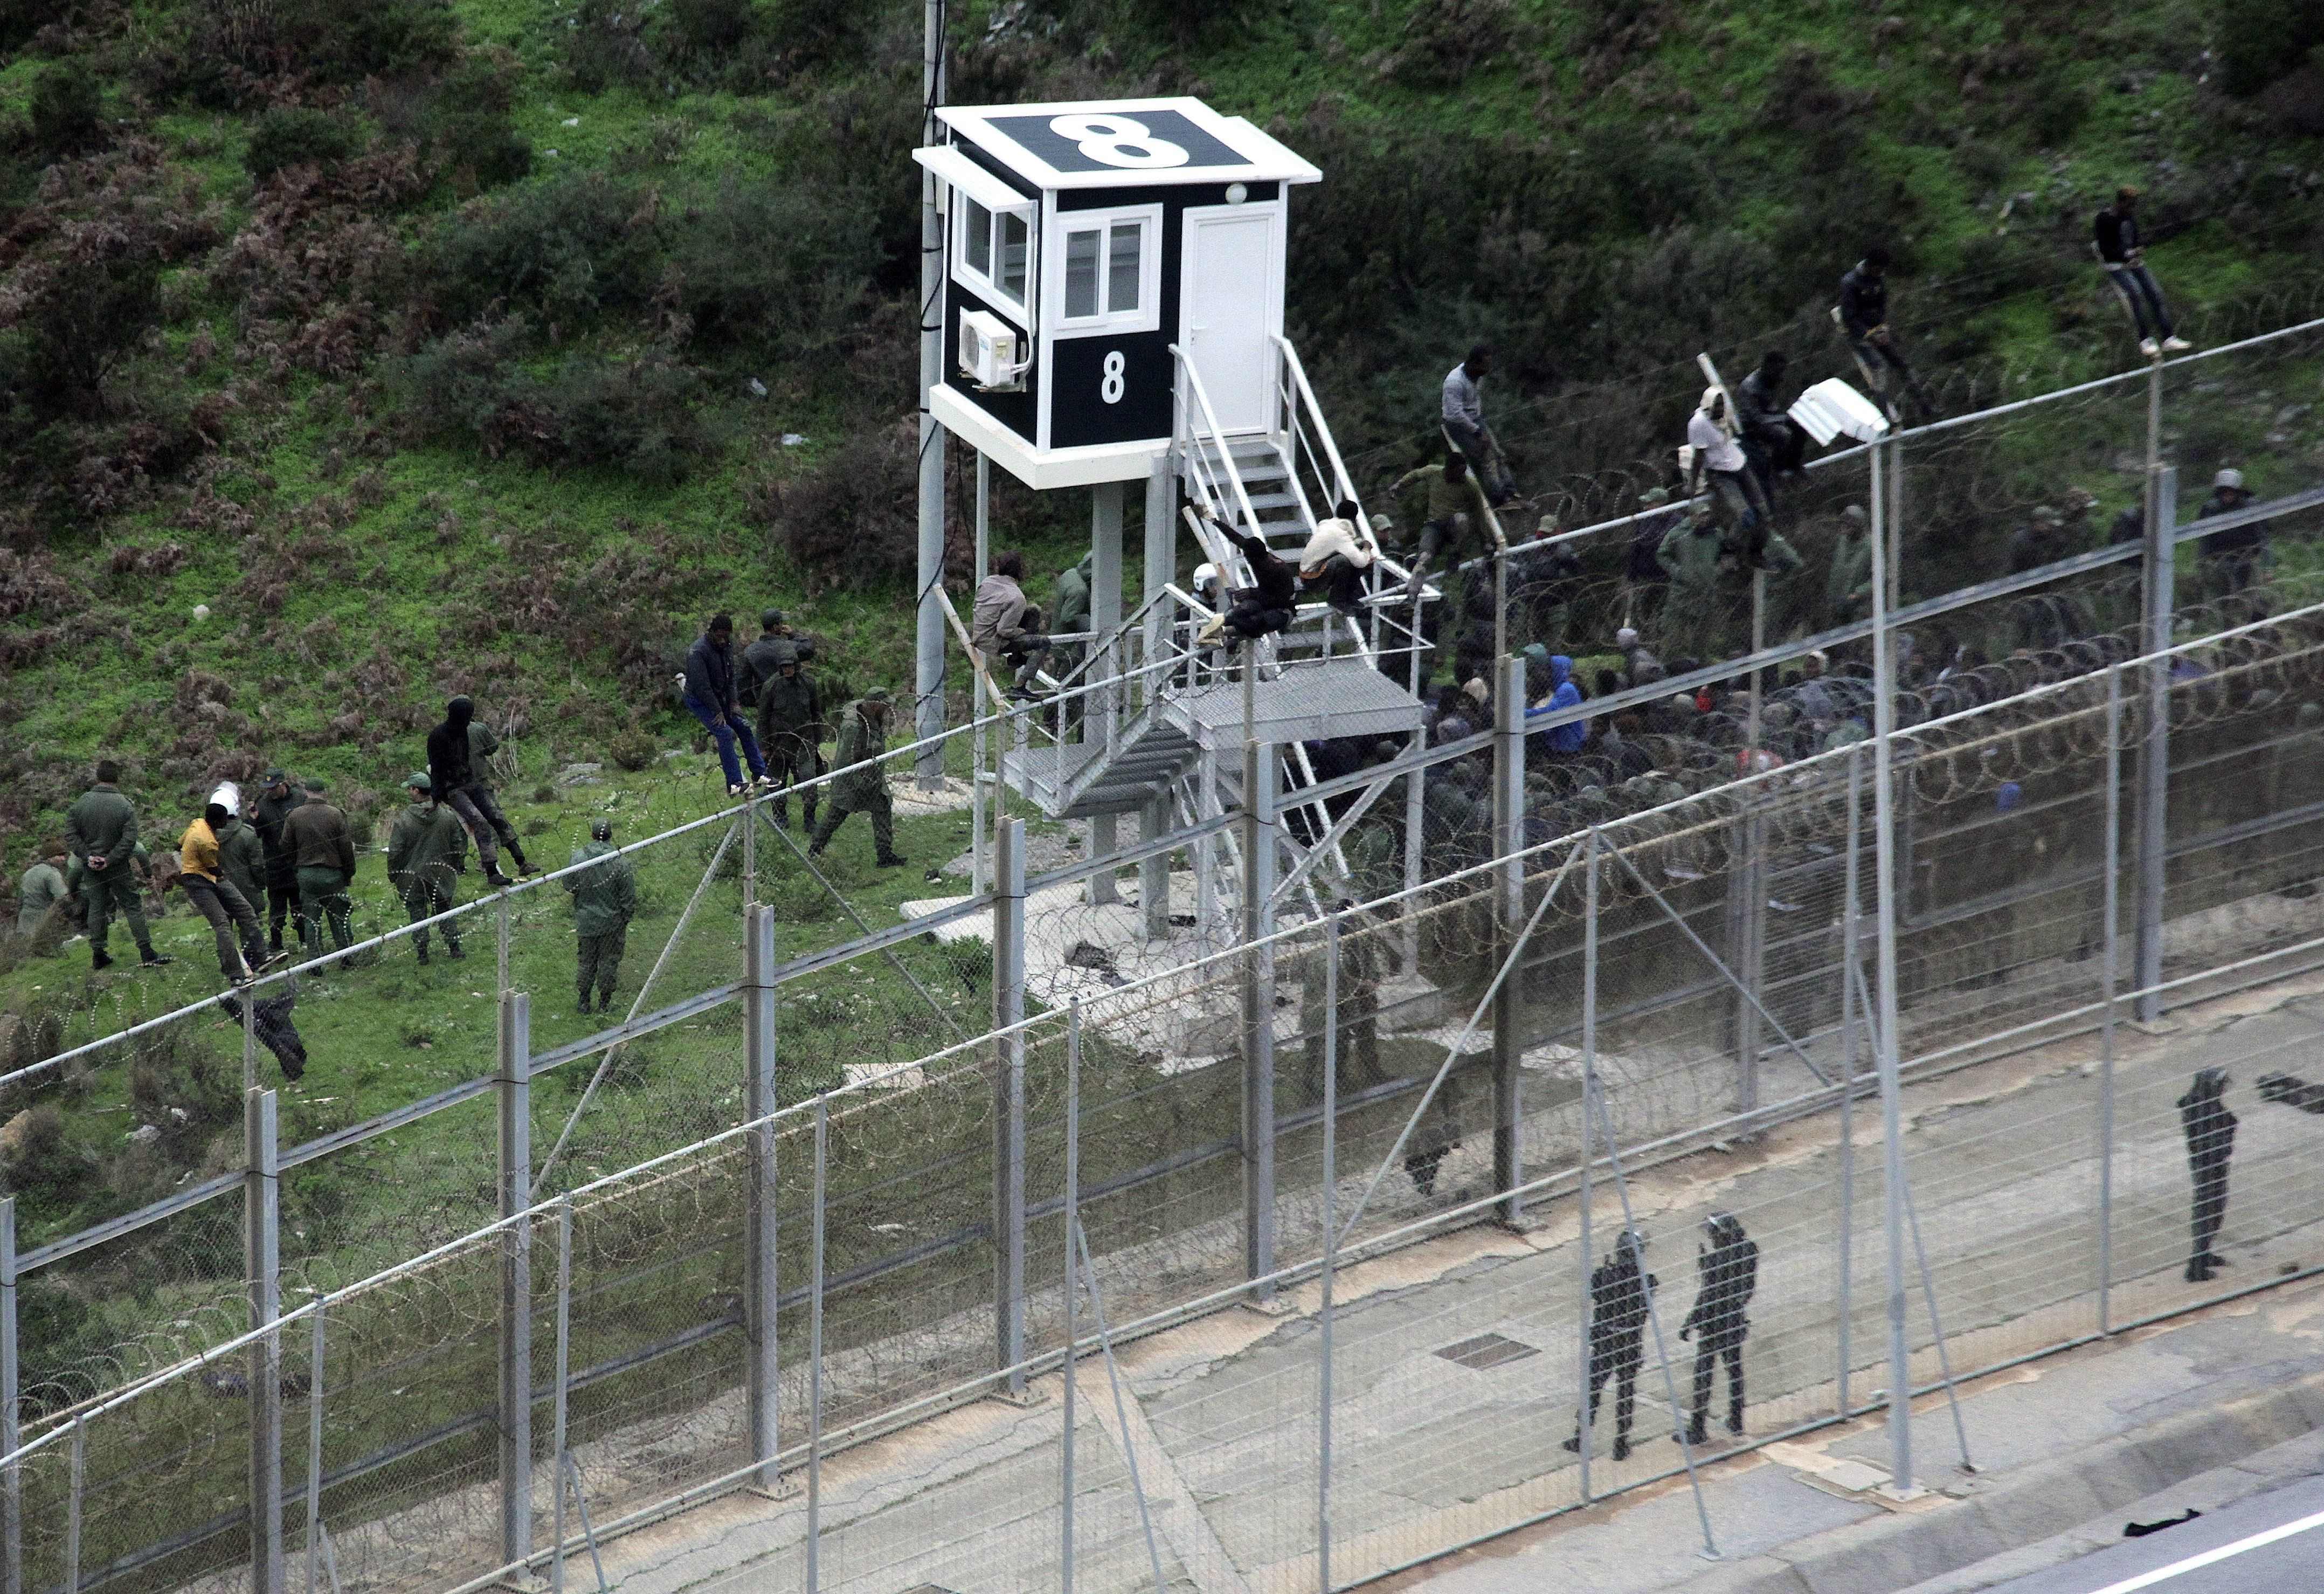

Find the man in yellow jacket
[[179, 800, 271, 985]]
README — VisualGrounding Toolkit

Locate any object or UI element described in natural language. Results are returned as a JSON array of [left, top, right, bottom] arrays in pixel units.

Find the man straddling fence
[[2094, 187, 2190, 359], [808, 689, 909, 869], [1442, 343, 1518, 506], [462, 711, 536, 878], [1687, 385, 1775, 568], [682, 615, 775, 799], [1564, 1228, 1657, 1461], [427, 697, 519, 888], [1837, 246, 1934, 423], [65, 761, 171, 972], [566, 819, 637, 1015], [387, 772, 468, 965], [1676, 1212, 1758, 1446], [1390, 450, 1495, 598], [973, 551, 1053, 698]]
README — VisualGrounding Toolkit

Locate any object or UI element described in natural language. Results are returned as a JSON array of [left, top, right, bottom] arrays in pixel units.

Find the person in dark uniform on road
[[1676, 1211, 1758, 1445], [2178, 1067, 2236, 1283], [1564, 1229, 1657, 1461]]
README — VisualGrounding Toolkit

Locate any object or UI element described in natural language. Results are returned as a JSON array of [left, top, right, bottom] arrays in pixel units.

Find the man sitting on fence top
[[1441, 343, 1518, 507], [972, 550, 1050, 698], [1391, 449, 1495, 597], [2094, 186, 2191, 359]]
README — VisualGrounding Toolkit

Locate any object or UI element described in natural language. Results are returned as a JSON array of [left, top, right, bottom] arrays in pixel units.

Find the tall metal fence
[[9, 577, 2324, 1594]]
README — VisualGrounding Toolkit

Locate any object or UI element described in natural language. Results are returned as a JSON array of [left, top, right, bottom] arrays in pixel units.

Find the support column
[[911, 0, 949, 789], [1144, 454, 1175, 668], [743, 906, 781, 1491], [1089, 484, 1125, 905], [245, 1089, 283, 1594], [1868, 434, 1913, 1496], [992, 819, 1029, 1392], [1139, 797, 1171, 941], [1241, 743, 1279, 1294], [497, 992, 534, 1569], [2134, 466, 2176, 1022], [1490, 654, 1526, 1225], [1, 1197, 16, 1594]]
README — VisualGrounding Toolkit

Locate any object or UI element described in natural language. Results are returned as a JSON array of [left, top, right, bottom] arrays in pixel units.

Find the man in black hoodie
[[427, 696, 516, 888], [1677, 1212, 1758, 1445], [2178, 1067, 2235, 1283], [1563, 1229, 1657, 1462], [682, 613, 772, 798]]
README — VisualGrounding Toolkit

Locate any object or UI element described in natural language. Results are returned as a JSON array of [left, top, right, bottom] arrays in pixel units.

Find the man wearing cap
[[1615, 626, 1665, 688], [252, 769, 305, 955], [65, 761, 171, 972], [565, 820, 637, 1015], [1827, 505, 1873, 625], [2009, 502, 2067, 575], [178, 799, 269, 985], [386, 772, 468, 964], [281, 779, 358, 957], [753, 624, 827, 831], [807, 689, 908, 868], [2093, 187, 2190, 359], [682, 613, 773, 798], [462, 712, 535, 878], [2197, 468, 2266, 594], [738, 607, 812, 710]]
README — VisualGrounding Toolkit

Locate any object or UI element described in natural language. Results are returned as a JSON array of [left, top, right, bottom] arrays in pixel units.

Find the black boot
[[1611, 1435, 1631, 1462], [1727, 1403, 1745, 1437], [1682, 1414, 1707, 1446], [1559, 1431, 1582, 1454], [414, 944, 430, 965], [576, 992, 593, 1015], [509, 844, 532, 877], [485, 865, 515, 889]]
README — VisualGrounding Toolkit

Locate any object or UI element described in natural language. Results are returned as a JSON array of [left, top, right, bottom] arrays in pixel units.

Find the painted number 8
[[1101, 350, 1127, 405], [1049, 113, 1189, 170]]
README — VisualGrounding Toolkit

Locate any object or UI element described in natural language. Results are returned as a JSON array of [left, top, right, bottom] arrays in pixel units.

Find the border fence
[[1, 320, 2322, 1594]]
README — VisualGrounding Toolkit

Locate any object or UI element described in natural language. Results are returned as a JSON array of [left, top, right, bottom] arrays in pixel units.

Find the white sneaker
[[2139, 337, 2160, 358], [2161, 335, 2191, 353]]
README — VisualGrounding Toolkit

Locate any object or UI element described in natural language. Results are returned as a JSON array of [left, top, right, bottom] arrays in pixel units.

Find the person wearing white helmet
[[2197, 467, 2266, 593]]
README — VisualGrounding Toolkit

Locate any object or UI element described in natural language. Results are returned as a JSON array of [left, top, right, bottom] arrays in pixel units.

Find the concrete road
[[1983, 1474, 2324, 1592]]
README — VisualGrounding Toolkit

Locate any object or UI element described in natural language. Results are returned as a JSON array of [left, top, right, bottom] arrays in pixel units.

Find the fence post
[[1574, 829, 1599, 1502], [1837, 747, 1863, 1417], [245, 1087, 283, 1594], [993, 818, 1029, 1394], [1, 1197, 17, 1594], [1490, 653, 1526, 1225], [1725, 804, 1767, 1119], [2099, 665, 2124, 1331], [2134, 465, 2177, 1022], [1090, 481, 1125, 905], [1139, 797, 1171, 941], [497, 990, 534, 1571], [744, 904, 782, 1490], [1241, 741, 1279, 1296]]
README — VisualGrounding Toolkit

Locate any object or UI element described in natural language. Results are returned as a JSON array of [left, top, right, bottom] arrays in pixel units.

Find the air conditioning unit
[[959, 310, 1022, 391]]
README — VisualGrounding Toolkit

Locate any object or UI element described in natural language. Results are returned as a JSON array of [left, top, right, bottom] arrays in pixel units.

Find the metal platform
[[1002, 725, 1200, 818], [1167, 659, 1423, 750]]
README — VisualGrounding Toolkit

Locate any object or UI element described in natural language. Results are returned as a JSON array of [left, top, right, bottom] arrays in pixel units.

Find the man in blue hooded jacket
[[1526, 655, 1589, 757]]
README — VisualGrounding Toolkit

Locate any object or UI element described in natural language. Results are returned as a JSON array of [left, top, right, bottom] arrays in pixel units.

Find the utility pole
[[913, 0, 949, 788]]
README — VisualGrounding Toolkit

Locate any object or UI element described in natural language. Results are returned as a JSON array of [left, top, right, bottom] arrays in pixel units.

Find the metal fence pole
[[1062, 1003, 1081, 1594], [1241, 741, 1279, 1296], [1, 1197, 17, 1594], [1139, 796, 1171, 942], [497, 891, 511, 1002], [2134, 466, 2178, 1021], [246, 1087, 283, 1594], [2099, 665, 2124, 1331], [807, 1101, 828, 1594], [1402, 585, 1425, 974], [551, 1198, 573, 1594], [1491, 654, 1526, 1224], [743, 905, 782, 1489], [303, 1304, 326, 1594], [1727, 805, 1766, 1119], [1869, 432, 1913, 1496], [64, 1418, 82, 1594], [1573, 829, 1598, 1501], [1090, 481, 1125, 905], [1318, 913, 1339, 1594], [993, 818, 1029, 1392], [1838, 747, 1863, 1416], [497, 991, 534, 1569]]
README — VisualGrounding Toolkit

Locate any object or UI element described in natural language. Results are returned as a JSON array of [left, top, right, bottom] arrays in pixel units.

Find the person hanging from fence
[[753, 630, 827, 831], [807, 688, 910, 869], [1441, 342, 1519, 505], [2197, 468, 2268, 596], [427, 696, 519, 887], [65, 760, 171, 973], [1686, 385, 1776, 569], [2093, 187, 2191, 359], [1564, 1228, 1657, 1462], [2178, 1066, 2236, 1283], [1389, 450, 1495, 598], [1735, 350, 1808, 494], [175, 799, 268, 986], [565, 819, 637, 1016], [680, 615, 776, 799], [386, 772, 468, 965], [1192, 506, 1299, 647], [1676, 1211, 1758, 1446], [1298, 499, 1377, 619], [1837, 246, 1934, 423]]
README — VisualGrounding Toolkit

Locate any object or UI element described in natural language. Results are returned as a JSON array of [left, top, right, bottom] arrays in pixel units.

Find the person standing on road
[[807, 689, 909, 868], [281, 779, 358, 958], [1564, 1229, 1657, 1462], [565, 820, 637, 1015], [428, 697, 518, 887], [177, 801, 268, 985], [386, 773, 468, 964], [1677, 1211, 1758, 1445], [65, 761, 171, 972], [2178, 1067, 2236, 1283], [251, 769, 305, 954]]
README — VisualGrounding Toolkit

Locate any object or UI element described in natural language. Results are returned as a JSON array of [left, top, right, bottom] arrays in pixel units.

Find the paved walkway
[[582, 971, 2324, 1594]]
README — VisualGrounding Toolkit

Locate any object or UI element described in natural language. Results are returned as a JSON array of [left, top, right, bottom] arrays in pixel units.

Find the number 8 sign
[[1047, 114, 1189, 171]]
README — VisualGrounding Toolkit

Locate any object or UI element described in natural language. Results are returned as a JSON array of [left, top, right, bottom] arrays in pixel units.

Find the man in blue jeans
[[2094, 187, 2191, 359], [683, 613, 771, 797]]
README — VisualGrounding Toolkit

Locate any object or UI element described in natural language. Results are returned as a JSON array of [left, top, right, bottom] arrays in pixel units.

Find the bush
[[564, 0, 657, 93], [0, 1103, 88, 1214], [243, 107, 363, 182], [25, 64, 106, 165], [764, 422, 917, 591], [608, 724, 659, 771], [1377, 0, 1525, 88], [425, 173, 663, 327], [2215, 0, 2324, 98], [194, 0, 459, 86]]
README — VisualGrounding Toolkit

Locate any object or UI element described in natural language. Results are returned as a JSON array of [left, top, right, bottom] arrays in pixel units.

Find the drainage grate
[[1434, 1332, 1540, 1370]]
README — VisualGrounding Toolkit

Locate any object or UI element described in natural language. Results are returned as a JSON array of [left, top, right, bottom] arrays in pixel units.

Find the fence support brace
[[1490, 653, 1526, 1226], [1, 1197, 16, 1594], [2134, 465, 2177, 1022], [497, 992, 534, 1571]]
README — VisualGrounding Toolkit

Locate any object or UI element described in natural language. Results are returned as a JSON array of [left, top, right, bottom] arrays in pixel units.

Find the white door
[[1179, 205, 1281, 436]]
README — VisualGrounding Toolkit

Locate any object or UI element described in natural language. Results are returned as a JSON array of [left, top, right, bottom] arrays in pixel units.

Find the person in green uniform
[[386, 773, 469, 964], [1827, 504, 1873, 626], [463, 713, 535, 876], [806, 689, 908, 868], [65, 761, 170, 972], [565, 820, 637, 1015], [14, 842, 68, 942], [280, 779, 358, 957]]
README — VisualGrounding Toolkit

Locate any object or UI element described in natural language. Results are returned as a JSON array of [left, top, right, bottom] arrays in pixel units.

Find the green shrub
[[2215, 0, 2324, 97], [197, 0, 459, 85], [25, 64, 106, 165], [564, 0, 657, 93], [244, 107, 363, 182], [426, 173, 664, 326]]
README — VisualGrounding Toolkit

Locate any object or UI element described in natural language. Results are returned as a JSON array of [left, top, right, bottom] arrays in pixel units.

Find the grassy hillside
[[0, 0, 2319, 867]]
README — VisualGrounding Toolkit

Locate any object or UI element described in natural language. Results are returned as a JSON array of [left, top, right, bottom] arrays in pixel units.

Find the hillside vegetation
[[0, 0, 2319, 870]]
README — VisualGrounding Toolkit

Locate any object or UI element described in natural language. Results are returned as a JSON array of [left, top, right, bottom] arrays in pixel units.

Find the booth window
[[1055, 206, 1161, 335], [959, 196, 1031, 315]]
